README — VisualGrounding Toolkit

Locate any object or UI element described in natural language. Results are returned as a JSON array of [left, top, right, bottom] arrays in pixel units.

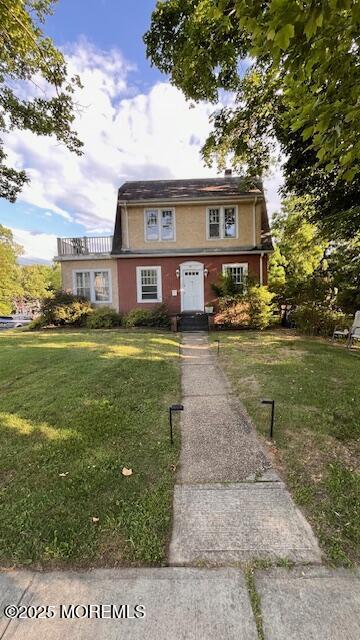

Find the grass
[[0, 329, 181, 568], [210, 329, 360, 566]]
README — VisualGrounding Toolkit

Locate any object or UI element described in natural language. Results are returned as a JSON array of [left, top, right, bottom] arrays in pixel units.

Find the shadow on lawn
[[0, 331, 181, 567]]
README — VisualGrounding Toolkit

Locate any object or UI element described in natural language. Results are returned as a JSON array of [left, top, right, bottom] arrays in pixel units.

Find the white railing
[[57, 236, 113, 256]]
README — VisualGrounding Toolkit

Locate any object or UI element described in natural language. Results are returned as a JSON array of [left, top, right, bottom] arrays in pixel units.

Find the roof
[[118, 177, 263, 202]]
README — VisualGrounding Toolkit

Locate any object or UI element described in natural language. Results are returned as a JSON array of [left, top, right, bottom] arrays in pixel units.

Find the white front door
[[180, 262, 204, 312]]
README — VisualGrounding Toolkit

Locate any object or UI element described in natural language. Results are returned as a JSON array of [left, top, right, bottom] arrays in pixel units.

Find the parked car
[[0, 315, 32, 329]]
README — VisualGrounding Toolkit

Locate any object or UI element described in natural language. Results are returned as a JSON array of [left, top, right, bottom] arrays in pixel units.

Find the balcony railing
[[57, 236, 113, 257]]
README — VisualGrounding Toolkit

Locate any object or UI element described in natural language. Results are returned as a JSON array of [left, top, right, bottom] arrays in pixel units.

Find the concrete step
[[178, 313, 209, 332], [169, 483, 322, 566]]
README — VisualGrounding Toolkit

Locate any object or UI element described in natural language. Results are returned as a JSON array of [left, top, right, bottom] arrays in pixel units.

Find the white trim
[[125, 203, 130, 250], [113, 249, 272, 259], [253, 196, 258, 247], [206, 205, 238, 240], [144, 208, 176, 242], [136, 266, 162, 303], [222, 262, 249, 287], [120, 195, 263, 206], [72, 268, 112, 304], [180, 261, 204, 312]]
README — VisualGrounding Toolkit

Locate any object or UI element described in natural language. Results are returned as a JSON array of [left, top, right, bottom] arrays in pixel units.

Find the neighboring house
[[56, 174, 273, 328]]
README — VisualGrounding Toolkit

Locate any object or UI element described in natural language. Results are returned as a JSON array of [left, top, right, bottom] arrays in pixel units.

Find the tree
[[0, 224, 23, 313], [145, 1, 360, 237], [0, 0, 83, 201], [268, 197, 328, 310], [19, 263, 61, 302]]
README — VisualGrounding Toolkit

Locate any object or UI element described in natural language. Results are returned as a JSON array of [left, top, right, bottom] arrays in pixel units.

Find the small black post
[[169, 404, 184, 445], [261, 399, 275, 439], [215, 339, 220, 355], [178, 342, 181, 356]]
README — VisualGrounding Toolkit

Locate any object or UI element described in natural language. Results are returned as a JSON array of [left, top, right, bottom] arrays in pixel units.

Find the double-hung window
[[73, 270, 111, 303], [145, 209, 175, 241], [136, 266, 162, 303], [207, 206, 237, 239], [222, 263, 248, 291]]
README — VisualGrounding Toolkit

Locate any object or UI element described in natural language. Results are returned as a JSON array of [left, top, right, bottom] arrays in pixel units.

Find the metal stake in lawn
[[215, 339, 220, 355], [169, 404, 184, 445], [261, 399, 275, 439]]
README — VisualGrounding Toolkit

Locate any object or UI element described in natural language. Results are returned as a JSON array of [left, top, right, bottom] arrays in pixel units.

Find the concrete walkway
[[0, 332, 359, 639], [170, 332, 321, 566]]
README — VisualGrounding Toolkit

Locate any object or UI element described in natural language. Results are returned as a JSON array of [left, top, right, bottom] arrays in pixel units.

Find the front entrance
[[180, 261, 204, 312]]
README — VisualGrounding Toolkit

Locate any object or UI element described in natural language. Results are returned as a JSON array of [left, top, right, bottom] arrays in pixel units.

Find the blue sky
[[0, 0, 282, 263]]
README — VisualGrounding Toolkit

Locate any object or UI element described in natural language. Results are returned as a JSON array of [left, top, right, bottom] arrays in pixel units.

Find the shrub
[[292, 305, 348, 337], [123, 308, 152, 328], [28, 315, 47, 331], [147, 303, 171, 328], [39, 290, 93, 327], [85, 306, 122, 329], [214, 285, 275, 330], [123, 304, 171, 328]]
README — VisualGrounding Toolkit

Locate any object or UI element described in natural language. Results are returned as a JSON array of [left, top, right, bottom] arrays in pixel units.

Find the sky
[[0, 0, 283, 264]]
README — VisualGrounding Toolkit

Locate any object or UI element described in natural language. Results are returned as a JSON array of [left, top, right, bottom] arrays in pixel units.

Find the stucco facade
[[60, 258, 119, 311], [121, 199, 262, 251]]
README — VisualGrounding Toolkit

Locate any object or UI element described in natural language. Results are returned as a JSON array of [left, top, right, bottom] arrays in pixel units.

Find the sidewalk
[[0, 332, 359, 639]]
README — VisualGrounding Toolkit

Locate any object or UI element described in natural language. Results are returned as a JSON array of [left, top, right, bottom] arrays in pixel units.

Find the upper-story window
[[145, 208, 175, 241], [207, 206, 237, 239]]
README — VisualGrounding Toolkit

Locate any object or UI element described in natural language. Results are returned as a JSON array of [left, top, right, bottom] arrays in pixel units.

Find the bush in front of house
[[214, 285, 275, 330], [123, 304, 171, 328], [85, 306, 122, 329], [291, 304, 349, 337], [36, 290, 93, 327]]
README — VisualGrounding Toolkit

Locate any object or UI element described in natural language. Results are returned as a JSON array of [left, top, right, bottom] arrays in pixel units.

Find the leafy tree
[[0, 224, 23, 313], [145, 1, 360, 236], [19, 263, 61, 301], [0, 0, 83, 201], [268, 197, 328, 309]]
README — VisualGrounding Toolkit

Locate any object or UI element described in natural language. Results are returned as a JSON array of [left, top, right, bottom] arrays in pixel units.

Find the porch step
[[178, 313, 209, 332]]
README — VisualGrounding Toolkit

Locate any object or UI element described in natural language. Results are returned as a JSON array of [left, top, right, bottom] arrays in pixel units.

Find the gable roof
[[117, 177, 263, 202]]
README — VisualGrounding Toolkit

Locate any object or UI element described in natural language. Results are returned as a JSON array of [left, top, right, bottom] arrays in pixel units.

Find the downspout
[[260, 251, 264, 285], [124, 202, 130, 250], [253, 195, 258, 247]]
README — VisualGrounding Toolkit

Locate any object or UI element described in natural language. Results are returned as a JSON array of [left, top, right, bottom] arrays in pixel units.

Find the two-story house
[[57, 175, 273, 329]]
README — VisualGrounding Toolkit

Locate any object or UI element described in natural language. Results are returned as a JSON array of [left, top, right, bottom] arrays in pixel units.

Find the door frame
[[180, 261, 205, 312]]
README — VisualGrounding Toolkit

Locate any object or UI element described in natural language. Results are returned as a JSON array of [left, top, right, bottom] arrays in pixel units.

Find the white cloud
[[4, 38, 283, 259], [10, 227, 57, 263]]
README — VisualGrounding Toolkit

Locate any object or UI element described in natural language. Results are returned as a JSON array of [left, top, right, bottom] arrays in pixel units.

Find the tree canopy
[[0, 224, 61, 313], [0, 0, 83, 202], [0, 224, 22, 313], [145, 0, 360, 238]]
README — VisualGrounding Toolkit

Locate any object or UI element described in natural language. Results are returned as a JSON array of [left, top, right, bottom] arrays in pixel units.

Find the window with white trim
[[145, 209, 175, 241], [74, 270, 111, 303], [136, 266, 162, 302], [207, 206, 237, 239], [222, 263, 248, 290]]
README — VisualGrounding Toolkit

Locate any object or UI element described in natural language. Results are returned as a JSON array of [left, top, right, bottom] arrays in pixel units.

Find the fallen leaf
[[170, 464, 177, 472], [122, 467, 133, 477], [59, 472, 69, 477], [91, 517, 100, 524]]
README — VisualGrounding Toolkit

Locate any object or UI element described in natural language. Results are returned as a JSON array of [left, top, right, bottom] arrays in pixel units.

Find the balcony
[[57, 236, 113, 258]]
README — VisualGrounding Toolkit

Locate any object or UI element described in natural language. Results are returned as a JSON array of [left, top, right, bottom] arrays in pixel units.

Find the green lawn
[[210, 330, 360, 566], [0, 329, 180, 568]]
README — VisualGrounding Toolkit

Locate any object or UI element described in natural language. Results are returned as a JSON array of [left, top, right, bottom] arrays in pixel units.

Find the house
[[56, 175, 273, 329]]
